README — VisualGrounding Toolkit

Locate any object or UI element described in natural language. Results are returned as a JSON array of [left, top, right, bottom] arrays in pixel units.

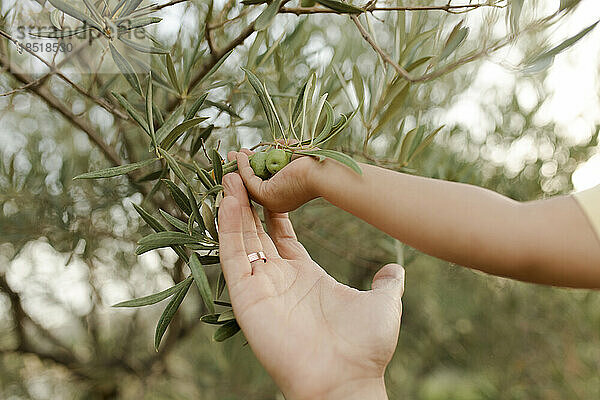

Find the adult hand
[[218, 173, 406, 400]]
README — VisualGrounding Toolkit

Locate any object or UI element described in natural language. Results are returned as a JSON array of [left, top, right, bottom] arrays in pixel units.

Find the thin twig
[[351, 15, 414, 81], [0, 29, 129, 119], [281, 1, 506, 15], [208, 5, 252, 30], [0, 53, 123, 167], [205, 0, 217, 56]]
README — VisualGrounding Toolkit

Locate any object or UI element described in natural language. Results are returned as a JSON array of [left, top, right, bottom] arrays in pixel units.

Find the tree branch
[[351, 15, 414, 81], [0, 54, 123, 166], [282, 1, 507, 15], [0, 29, 129, 120]]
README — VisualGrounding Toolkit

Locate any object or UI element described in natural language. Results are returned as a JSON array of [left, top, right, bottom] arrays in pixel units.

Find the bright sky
[[537, 0, 600, 191]]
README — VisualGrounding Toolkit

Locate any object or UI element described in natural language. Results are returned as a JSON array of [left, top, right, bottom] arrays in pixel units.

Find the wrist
[[287, 377, 387, 400], [303, 156, 328, 200], [306, 157, 367, 203]]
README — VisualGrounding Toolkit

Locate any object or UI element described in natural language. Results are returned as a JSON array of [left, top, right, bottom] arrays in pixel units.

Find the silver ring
[[247, 251, 267, 263]]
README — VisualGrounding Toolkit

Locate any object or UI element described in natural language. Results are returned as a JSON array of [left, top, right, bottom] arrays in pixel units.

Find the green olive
[[301, 0, 316, 7], [265, 149, 290, 175], [250, 152, 272, 180]]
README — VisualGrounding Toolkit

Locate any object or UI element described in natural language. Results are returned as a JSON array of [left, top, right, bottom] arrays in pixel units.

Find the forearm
[[309, 160, 600, 287], [288, 377, 388, 400]]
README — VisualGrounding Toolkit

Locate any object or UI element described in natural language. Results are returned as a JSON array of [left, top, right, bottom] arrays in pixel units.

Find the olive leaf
[[312, 101, 334, 144], [82, 0, 103, 24], [161, 118, 208, 150], [136, 231, 211, 255], [198, 255, 221, 265], [160, 210, 202, 236], [48, 0, 103, 31], [109, 43, 142, 95], [196, 167, 216, 190], [509, 0, 524, 34], [162, 179, 193, 215], [146, 73, 157, 148], [132, 203, 189, 261], [405, 56, 433, 73], [121, 0, 144, 17], [119, 37, 169, 54], [112, 92, 150, 134], [111, 0, 129, 18], [204, 100, 242, 119], [523, 20, 599, 73], [352, 65, 364, 109], [213, 320, 241, 342], [406, 125, 445, 164], [183, 37, 205, 89], [198, 50, 233, 86], [50, 8, 63, 30], [74, 159, 156, 180], [185, 93, 209, 120], [201, 314, 227, 325], [242, 67, 278, 134], [166, 53, 182, 94], [297, 149, 362, 175], [159, 148, 190, 186], [291, 80, 309, 127], [310, 93, 328, 142], [315, 0, 363, 14], [155, 277, 193, 350], [315, 104, 359, 145], [439, 21, 469, 62], [112, 277, 193, 307], [201, 203, 219, 240], [211, 150, 223, 184], [216, 271, 226, 299], [136, 169, 163, 183], [399, 126, 422, 164], [132, 203, 167, 233], [189, 254, 215, 314], [255, 0, 284, 31], [155, 105, 185, 145], [186, 186, 204, 234], [370, 83, 409, 140], [119, 17, 162, 31], [217, 309, 235, 322]]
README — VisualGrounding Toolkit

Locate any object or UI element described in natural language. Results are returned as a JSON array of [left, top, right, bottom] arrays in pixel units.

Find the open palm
[[219, 174, 405, 400]]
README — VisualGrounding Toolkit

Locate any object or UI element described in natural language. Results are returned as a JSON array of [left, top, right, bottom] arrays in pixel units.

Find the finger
[[372, 263, 405, 306], [236, 152, 266, 199], [251, 206, 280, 259], [222, 173, 263, 254], [264, 209, 311, 261], [218, 196, 252, 286], [227, 151, 237, 162]]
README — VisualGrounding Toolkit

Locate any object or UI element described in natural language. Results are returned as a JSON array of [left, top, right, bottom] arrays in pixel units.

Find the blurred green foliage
[[1, 0, 599, 399]]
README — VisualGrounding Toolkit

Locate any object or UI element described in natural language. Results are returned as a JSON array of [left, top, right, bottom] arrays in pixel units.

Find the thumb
[[371, 263, 405, 303]]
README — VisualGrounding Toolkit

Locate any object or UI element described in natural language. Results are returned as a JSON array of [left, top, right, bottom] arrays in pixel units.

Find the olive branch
[[74, 65, 362, 348]]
